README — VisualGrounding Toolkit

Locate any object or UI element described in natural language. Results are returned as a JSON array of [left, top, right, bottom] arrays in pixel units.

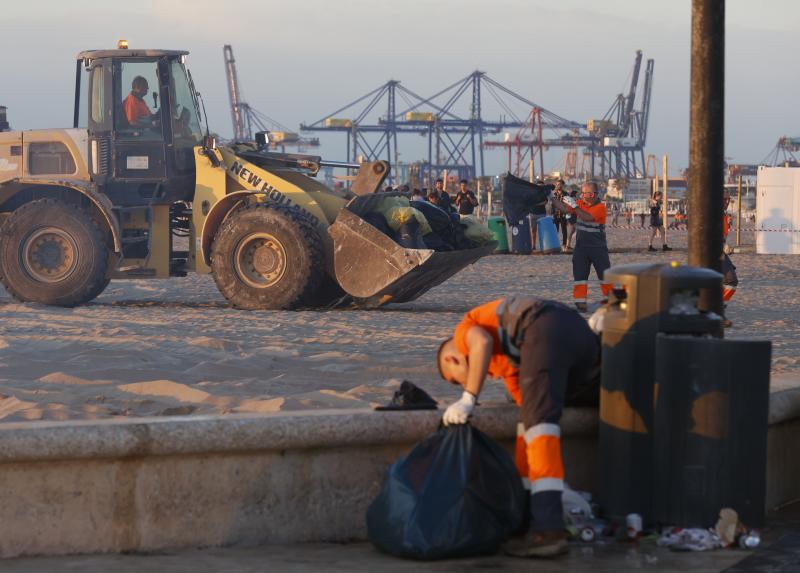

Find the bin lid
[[605, 263, 722, 284]]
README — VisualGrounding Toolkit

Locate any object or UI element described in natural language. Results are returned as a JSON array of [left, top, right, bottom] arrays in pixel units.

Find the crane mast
[[223, 44, 247, 141]]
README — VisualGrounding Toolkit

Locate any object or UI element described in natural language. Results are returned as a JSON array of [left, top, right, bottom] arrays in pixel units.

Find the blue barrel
[[536, 216, 561, 254], [509, 217, 532, 254]]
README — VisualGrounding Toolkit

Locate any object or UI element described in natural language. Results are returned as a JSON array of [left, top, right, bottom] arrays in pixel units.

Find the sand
[[0, 227, 797, 422]]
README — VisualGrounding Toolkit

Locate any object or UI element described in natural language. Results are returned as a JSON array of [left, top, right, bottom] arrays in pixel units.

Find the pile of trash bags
[[362, 196, 494, 251]]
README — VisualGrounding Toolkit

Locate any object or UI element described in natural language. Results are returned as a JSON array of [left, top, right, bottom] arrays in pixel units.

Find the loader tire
[[0, 199, 110, 306], [210, 203, 325, 310]]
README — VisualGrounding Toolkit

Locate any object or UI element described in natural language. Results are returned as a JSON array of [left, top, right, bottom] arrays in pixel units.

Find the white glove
[[443, 391, 477, 426]]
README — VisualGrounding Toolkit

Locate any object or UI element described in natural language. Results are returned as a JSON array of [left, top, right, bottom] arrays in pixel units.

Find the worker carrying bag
[[366, 424, 525, 560]]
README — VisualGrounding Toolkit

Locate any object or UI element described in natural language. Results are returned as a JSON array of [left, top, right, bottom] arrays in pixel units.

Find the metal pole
[[689, 0, 725, 315], [663, 154, 669, 246], [736, 175, 742, 247]]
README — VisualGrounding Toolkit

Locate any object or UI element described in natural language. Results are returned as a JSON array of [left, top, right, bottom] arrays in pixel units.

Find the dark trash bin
[[509, 216, 532, 254], [653, 335, 771, 528], [598, 263, 723, 523]]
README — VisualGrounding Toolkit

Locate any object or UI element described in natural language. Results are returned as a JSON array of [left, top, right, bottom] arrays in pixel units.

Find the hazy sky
[[2, 0, 798, 176]]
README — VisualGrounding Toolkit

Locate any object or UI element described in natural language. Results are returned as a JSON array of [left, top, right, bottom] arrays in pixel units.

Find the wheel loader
[[0, 44, 495, 309]]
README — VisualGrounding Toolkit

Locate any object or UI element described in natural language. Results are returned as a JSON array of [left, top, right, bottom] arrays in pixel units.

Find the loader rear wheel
[[210, 203, 325, 310], [0, 199, 110, 306]]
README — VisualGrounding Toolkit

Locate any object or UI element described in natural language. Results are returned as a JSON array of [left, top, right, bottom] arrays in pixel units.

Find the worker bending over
[[550, 181, 612, 312], [438, 297, 600, 558]]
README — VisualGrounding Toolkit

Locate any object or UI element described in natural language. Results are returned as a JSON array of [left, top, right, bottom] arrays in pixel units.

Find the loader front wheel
[[210, 204, 325, 310], [0, 199, 110, 306]]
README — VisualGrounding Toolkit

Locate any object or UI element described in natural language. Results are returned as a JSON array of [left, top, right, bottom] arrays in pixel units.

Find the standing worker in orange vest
[[438, 297, 601, 558], [550, 181, 612, 312]]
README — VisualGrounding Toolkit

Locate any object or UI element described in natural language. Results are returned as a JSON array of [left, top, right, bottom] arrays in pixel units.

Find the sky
[[1, 0, 798, 177]]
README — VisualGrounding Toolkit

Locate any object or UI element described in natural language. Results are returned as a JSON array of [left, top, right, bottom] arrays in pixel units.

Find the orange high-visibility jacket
[[123, 93, 151, 126]]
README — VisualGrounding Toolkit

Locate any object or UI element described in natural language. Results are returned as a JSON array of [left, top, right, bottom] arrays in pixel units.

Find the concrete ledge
[[0, 405, 595, 558], [0, 385, 798, 558], [0, 405, 598, 462]]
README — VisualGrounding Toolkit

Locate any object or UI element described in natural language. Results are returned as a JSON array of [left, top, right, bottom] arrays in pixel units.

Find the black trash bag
[[366, 424, 526, 560], [502, 173, 552, 223], [410, 200, 456, 251], [374, 380, 438, 411], [394, 217, 428, 250], [362, 210, 394, 237]]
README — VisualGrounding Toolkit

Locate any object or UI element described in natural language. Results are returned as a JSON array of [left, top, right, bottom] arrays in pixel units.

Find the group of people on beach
[[385, 178, 479, 216]]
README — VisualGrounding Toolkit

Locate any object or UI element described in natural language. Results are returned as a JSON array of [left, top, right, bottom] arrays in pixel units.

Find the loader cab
[[74, 46, 203, 206]]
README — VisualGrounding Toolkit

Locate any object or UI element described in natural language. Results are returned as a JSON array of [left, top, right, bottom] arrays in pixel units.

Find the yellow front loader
[[0, 45, 493, 309]]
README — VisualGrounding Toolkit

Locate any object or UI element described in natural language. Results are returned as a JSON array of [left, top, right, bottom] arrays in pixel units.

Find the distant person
[[529, 187, 548, 251], [454, 179, 478, 215], [564, 187, 578, 250], [123, 76, 157, 127], [647, 192, 671, 251], [611, 203, 620, 227], [552, 181, 568, 250], [551, 181, 611, 312], [411, 188, 425, 202], [434, 178, 453, 212], [721, 191, 739, 327], [427, 191, 441, 206], [638, 210, 646, 229]]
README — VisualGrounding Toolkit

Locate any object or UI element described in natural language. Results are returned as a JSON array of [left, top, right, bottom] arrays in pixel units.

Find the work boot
[[503, 530, 569, 558], [663, 244, 673, 251], [647, 245, 656, 252], [574, 302, 588, 313]]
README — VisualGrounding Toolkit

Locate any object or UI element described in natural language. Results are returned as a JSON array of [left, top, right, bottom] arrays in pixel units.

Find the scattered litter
[[657, 527, 722, 551], [715, 507, 741, 547], [626, 513, 643, 539], [738, 530, 761, 549]]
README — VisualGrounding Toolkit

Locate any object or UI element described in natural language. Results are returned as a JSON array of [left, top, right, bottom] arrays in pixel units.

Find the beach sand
[[1, 227, 797, 422]]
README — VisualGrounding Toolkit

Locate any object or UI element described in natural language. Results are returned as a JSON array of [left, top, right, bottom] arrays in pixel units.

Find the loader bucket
[[328, 198, 496, 307]]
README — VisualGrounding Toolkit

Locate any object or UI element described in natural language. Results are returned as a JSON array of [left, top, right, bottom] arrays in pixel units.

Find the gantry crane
[[222, 45, 319, 151]]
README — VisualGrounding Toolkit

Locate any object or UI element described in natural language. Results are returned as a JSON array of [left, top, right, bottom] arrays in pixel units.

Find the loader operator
[[122, 76, 158, 128], [437, 297, 601, 558], [550, 181, 612, 312]]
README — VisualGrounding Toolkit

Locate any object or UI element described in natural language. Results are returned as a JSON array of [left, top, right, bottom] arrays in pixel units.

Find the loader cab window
[[168, 60, 202, 171], [89, 66, 104, 126], [74, 66, 92, 129], [115, 61, 163, 141]]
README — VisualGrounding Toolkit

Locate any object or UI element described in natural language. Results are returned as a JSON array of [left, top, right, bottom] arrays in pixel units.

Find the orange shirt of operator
[[123, 76, 153, 126], [123, 96, 151, 125]]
